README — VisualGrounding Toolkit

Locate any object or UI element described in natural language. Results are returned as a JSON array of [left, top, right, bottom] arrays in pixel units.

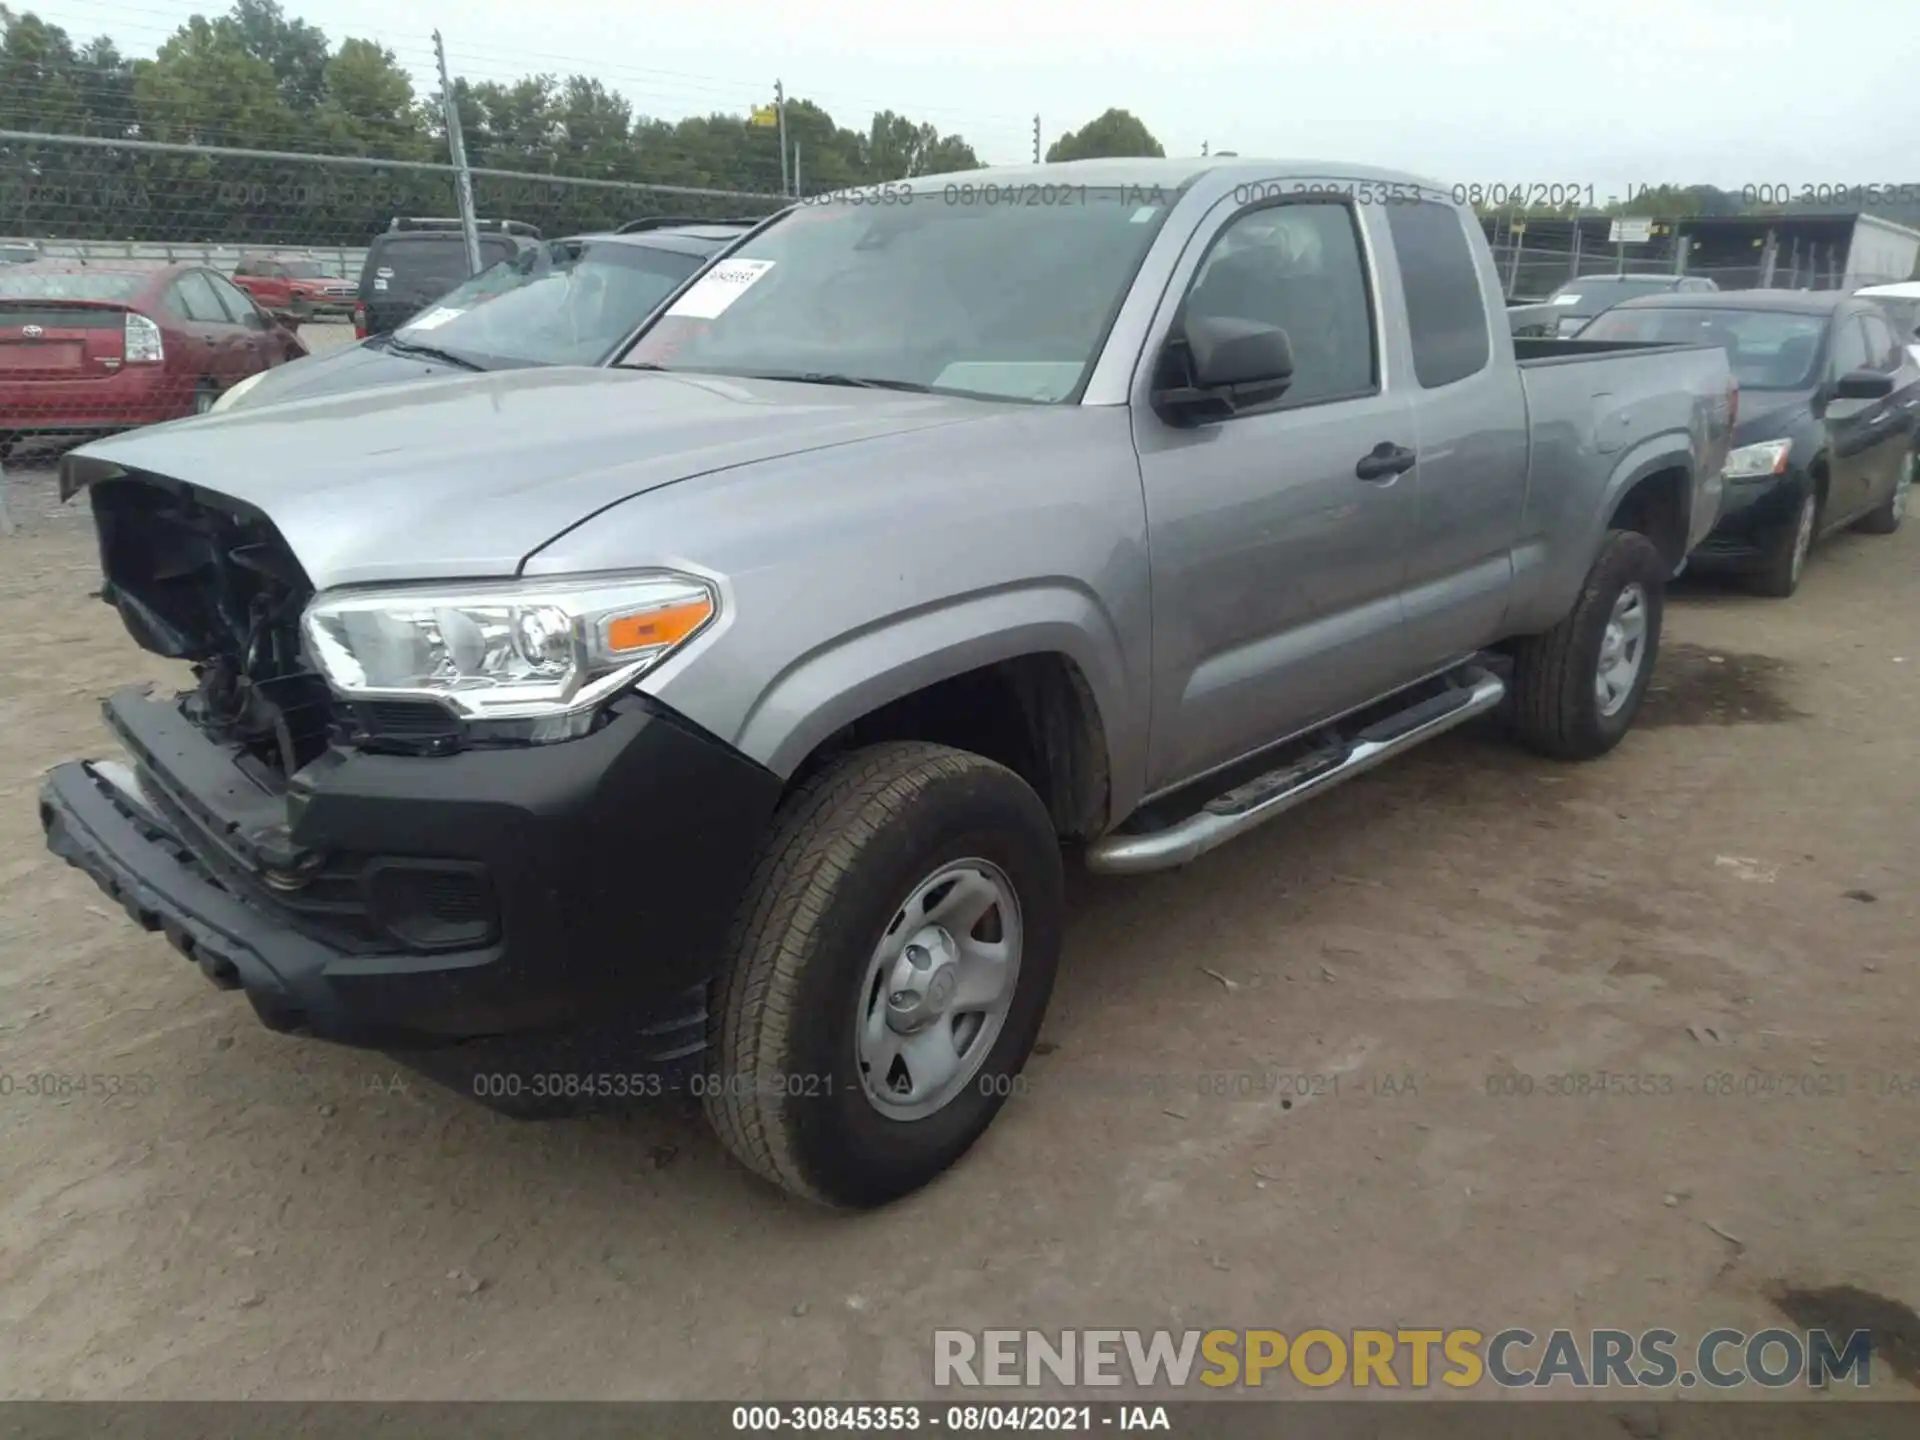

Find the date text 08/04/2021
[[730, 1405, 1169, 1432]]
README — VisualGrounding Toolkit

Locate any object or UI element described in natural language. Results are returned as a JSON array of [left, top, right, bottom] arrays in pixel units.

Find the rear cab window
[[1385, 200, 1491, 388]]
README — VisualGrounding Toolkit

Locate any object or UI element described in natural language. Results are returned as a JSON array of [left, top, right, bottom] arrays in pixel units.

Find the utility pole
[[775, 79, 790, 197], [433, 30, 482, 278], [1032, 115, 1041, 165], [1202, 140, 1209, 157]]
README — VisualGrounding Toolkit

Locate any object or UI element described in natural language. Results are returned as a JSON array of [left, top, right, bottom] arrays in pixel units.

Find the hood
[[220, 339, 470, 412], [1731, 388, 1816, 449], [62, 367, 998, 589]]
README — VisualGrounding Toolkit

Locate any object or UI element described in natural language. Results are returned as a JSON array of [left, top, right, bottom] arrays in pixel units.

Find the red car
[[0, 261, 308, 454], [232, 253, 357, 322]]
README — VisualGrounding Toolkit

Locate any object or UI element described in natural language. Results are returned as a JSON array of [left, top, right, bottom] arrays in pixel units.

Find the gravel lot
[[0, 430, 1915, 1400]]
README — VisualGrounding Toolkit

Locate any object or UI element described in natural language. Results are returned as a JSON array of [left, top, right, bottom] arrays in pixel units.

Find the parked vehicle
[[1854, 280, 1920, 367], [0, 261, 308, 458], [214, 221, 753, 415], [1, 239, 40, 265], [1580, 290, 1916, 596], [354, 218, 542, 340], [1531, 273, 1720, 337], [231, 254, 356, 323], [41, 160, 1734, 1207]]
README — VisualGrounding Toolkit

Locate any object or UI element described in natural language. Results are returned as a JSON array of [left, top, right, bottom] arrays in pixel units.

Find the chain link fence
[[0, 128, 785, 485]]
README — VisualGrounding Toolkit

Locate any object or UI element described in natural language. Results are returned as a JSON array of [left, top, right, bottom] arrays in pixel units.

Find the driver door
[[1130, 197, 1418, 794]]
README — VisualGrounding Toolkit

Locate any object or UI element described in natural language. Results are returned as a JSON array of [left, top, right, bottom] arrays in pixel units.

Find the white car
[[1854, 280, 1920, 368]]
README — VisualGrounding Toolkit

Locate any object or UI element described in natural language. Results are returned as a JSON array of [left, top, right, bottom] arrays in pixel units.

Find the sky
[[24, 0, 1918, 197]]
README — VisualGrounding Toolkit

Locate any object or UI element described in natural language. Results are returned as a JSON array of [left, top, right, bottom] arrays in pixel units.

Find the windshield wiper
[[384, 336, 485, 371], [749, 371, 933, 393]]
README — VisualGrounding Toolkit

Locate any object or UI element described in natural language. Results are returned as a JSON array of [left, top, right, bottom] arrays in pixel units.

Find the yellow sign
[[749, 104, 779, 128]]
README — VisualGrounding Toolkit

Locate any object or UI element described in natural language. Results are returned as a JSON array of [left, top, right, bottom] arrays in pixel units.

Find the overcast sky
[[31, 0, 1915, 194]]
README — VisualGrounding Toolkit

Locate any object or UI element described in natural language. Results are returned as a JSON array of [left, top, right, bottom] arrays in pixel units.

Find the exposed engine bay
[[89, 477, 334, 787]]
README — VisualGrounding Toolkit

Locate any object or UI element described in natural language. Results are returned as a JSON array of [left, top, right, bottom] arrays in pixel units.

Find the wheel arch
[[737, 591, 1125, 841]]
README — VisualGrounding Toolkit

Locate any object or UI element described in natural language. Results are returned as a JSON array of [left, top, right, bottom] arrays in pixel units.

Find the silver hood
[[61, 366, 997, 589]]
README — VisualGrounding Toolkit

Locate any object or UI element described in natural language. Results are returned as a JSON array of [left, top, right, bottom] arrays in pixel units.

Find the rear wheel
[[192, 382, 218, 416], [705, 741, 1063, 1208], [1750, 487, 1817, 597], [1507, 529, 1665, 761], [1855, 454, 1911, 535]]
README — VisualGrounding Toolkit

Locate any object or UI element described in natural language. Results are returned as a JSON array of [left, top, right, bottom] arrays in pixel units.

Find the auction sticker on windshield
[[403, 306, 465, 331], [665, 259, 775, 320]]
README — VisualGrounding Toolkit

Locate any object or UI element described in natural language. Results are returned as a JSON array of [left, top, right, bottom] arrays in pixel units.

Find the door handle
[[1355, 442, 1417, 482]]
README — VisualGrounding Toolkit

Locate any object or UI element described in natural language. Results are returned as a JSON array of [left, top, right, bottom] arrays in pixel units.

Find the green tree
[[225, 0, 329, 113], [313, 38, 425, 156], [861, 109, 982, 180], [1045, 108, 1164, 162]]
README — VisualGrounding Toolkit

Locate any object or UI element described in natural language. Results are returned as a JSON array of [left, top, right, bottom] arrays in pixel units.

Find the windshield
[[393, 237, 706, 367], [1581, 306, 1829, 390], [281, 260, 331, 279], [619, 187, 1175, 403], [1548, 278, 1678, 311], [0, 270, 144, 301]]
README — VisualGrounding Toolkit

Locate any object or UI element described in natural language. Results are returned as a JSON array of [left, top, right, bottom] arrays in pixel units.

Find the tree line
[[0, 0, 1174, 245]]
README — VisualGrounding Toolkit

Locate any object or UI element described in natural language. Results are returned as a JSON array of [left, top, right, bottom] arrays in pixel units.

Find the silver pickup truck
[[40, 159, 1735, 1208]]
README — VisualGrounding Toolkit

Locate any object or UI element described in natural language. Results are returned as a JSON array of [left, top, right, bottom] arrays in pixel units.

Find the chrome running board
[[1086, 667, 1507, 875]]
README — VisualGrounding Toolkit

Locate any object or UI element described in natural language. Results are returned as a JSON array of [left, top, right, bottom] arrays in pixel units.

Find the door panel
[[1856, 311, 1911, 514], [1131, 198, 1417, 793], [206, 272, 274, 377], [1381, 199, 1527, 670], [1822, 314, 1881, 523]]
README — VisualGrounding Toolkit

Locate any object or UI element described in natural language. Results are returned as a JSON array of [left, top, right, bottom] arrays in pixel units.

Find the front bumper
[[1691, 471, 1806, 565], [40, 688, 781, 1051]]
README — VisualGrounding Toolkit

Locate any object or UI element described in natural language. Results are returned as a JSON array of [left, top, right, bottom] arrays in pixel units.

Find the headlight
[[1722, 438, 1792, 481], [301, 572, 717, 743], [209, 369, 267, 414]]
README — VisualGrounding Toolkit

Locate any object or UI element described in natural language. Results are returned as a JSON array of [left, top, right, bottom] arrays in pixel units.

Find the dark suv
[[354, 218, 543, 339]]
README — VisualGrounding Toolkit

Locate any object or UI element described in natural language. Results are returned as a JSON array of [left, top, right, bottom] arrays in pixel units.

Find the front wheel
[[705, 741, 1064, 1208], [1750, 487, 1817, 597], [1507, 528, 1666, 761]]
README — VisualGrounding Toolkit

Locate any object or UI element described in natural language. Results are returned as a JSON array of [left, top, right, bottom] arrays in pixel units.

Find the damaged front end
[[91, 476, 333, 797]]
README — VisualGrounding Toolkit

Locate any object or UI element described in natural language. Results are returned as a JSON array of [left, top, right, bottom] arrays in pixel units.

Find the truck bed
[[1507, 335, 1735, 626]]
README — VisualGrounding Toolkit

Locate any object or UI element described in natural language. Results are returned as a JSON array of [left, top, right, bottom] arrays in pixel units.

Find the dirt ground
[[0, 444, 1915, 1402]]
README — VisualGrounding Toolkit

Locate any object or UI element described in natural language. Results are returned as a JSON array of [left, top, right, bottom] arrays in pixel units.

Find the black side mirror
[[1833, 367, 1894, 401], [1153, 315, 1294, 424]]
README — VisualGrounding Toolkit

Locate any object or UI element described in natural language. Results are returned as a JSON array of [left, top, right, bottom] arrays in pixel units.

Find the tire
[[1750, 486, 1817, 597], [1508, 528, 1666, 761], [1854, 454, 1911, 536], [705, 741, 1064, 1208], [192, 382, 218, 416]]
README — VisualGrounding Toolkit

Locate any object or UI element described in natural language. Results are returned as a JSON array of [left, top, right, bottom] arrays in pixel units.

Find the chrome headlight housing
[[1722, 438, 1792, 482], [301, 572, 717, 743]]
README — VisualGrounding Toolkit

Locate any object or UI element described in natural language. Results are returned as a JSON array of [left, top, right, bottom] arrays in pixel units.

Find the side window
[[1859, 312, 1901, 371], [233, 259, 254, 277], [1827, 316, 1872, 379], [205, 272, 258, 324], [1385, 200, 1492, 388], [173, 271, 226, 323], [1176, 202, 1377, 409]]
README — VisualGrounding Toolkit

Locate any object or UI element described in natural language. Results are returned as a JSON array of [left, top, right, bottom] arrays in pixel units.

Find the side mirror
[[1833, 367, 1894, 401], [1153, 315, 1294, 424]]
